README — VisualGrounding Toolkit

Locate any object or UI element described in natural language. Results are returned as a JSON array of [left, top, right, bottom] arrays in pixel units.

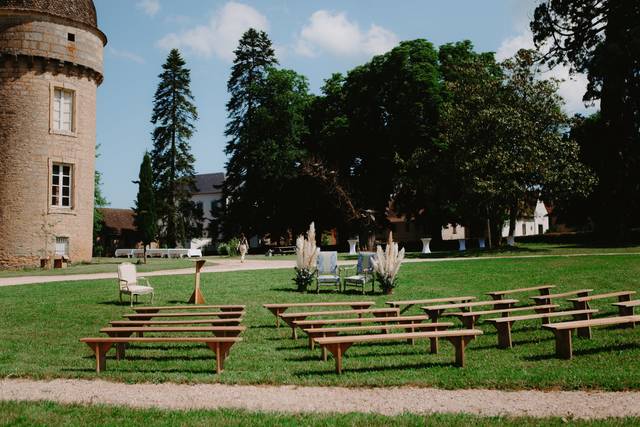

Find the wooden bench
[[486, 285, 555, 300], [281, 308, 400, 339], [263, 301, 375, 327], [123, 311, 245, 321], [450, 304, 558, 329], [542, 316, 640, 359], [612, 300, 640, 316], [273, 246, 296, 255], [293, 315, 428, 331], [133, 304, 246, 313], [421, 299, 518, 323], [306, 322, 453, 358], [530, 289, 593, 305], [568, 291, 636, 311], [110, 318, 243, 327], [385, 296, 476, 314], [316, 329, 483, 374], [99, 326, 246, 357], [487, 309, 598, 348], [80, 336, 241, 374]]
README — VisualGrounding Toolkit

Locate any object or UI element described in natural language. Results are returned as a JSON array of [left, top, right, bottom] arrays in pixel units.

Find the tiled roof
[[98, 208, 135, 233], [0, 0, 98, 28]]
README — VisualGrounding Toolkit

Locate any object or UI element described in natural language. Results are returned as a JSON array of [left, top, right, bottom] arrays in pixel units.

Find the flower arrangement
[[372, 231, 405, 294], [293, 222, 320, 292]]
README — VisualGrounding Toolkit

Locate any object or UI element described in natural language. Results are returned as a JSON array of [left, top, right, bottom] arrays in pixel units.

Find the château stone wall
[[0, 6, 104, 269]]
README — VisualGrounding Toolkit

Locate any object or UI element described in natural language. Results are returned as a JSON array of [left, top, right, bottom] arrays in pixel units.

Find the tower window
[[51, 163, 73, 208], [52, 88, 75, 133], [55, 237, 69, 256], [67, 33, 75, 42]]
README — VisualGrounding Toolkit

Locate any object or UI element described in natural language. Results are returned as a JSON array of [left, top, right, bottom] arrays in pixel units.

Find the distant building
[[95, 208, 142, 257], [441, 200, 550, 240], [191, 173, 224, 240]]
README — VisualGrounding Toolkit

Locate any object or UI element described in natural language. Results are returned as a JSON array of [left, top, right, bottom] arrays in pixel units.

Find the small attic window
[[67, 33, 75, 42]]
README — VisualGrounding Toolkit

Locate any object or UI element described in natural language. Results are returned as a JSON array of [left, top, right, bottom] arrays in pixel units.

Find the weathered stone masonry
[[0, 1, 106, 268]]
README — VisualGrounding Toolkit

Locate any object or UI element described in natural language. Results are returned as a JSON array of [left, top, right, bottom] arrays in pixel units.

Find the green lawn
[[1, 254, 640, 390], [1, 401, 637, 427]]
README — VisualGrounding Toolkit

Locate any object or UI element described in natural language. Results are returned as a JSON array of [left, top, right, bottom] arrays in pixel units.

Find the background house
[[96, 208, 142, 256], [441, 201, 550, 241], [190, 173, 224, 248]]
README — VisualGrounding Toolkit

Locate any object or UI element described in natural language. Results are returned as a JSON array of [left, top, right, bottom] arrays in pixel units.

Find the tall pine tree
[[220, 28, 278, 238], [133, 152, 157, 263], [150, 48, 199, 247]]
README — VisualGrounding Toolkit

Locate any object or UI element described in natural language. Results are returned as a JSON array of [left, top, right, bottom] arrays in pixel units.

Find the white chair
[[315, 251, 341, 293], [118, 262, 154, 307], [342, 252, 376, 294]]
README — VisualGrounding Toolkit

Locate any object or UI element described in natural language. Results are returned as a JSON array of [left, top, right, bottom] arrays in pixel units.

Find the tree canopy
[[150, 48, 201, 247]]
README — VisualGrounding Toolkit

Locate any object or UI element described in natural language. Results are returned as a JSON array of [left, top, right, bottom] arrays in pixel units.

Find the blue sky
[[95, 0, 593, 208]]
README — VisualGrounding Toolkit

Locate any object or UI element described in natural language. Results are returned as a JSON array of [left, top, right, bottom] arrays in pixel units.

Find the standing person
[[238, 234, 249, 263]]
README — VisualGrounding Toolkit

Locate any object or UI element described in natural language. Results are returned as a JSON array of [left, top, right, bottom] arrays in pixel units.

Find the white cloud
[[108, 47, 145, 64], [157, 2, 269, 61], [496, 27, 598, 115], [295, 10, 398, 58], [137, 0, 160, 17]]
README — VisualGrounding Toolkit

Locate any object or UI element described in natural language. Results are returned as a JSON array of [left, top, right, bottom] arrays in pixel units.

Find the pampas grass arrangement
[[372, 231, 405, 294], [294, 222, 320, 292]]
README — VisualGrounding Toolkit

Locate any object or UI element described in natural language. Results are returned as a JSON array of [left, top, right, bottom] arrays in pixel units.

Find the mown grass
[[0, 401, 638, 427], [1, 254, 640, 390]]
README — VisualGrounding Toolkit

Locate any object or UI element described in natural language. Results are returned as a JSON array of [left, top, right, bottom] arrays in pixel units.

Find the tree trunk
[[508, 204, 518, 238]]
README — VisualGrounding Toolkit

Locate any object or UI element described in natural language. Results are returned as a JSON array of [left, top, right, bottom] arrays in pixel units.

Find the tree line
[[131, 0, 640, 250]]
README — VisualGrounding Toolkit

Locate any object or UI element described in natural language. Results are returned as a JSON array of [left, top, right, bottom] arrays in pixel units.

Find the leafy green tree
[[531, 0, 640, 238], [150, 48, 199, 247], [221, 29, 312, 241], [223, 66, 311, 240], [440, 45, 595, 245], [306, 40, 444, 248], [133, 152, 157, 263], [93, 144, 108, 256], [221, 28, 277, 239]]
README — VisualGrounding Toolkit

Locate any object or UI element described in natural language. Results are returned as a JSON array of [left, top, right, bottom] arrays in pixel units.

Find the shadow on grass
[[296, 360, 454, 376], [523, 342, 640, 361]]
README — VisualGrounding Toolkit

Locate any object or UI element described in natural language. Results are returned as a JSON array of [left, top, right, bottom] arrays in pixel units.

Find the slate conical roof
[[0, 0, 98, 29]]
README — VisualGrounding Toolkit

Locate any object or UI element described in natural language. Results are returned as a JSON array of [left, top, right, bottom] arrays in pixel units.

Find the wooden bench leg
[[446, 336, 471, 367], [324, 342, 353, 374], [571, 301, 588, 311], [618, 305, 634, 317], [461, 316, 475, 329], [496, 322, 513, 349], [268, 308, 284, 327], [86, 342, 113, 373], [554, 329, 573, 359], [619, 295, 632, 303], [207, 341, 235, 374], [429, 337, 439, 354]]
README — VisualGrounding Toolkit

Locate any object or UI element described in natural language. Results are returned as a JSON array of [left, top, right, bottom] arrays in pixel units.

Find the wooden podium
[[188, 259, 207, 304]]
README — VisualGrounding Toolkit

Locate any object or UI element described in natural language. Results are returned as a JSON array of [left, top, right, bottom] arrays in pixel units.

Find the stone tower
[[0, 0, 106, 268]]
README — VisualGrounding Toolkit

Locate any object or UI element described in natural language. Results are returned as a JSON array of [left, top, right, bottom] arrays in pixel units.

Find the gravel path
[[1, 378, 639, 419], [2, 252, 639, 287]]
